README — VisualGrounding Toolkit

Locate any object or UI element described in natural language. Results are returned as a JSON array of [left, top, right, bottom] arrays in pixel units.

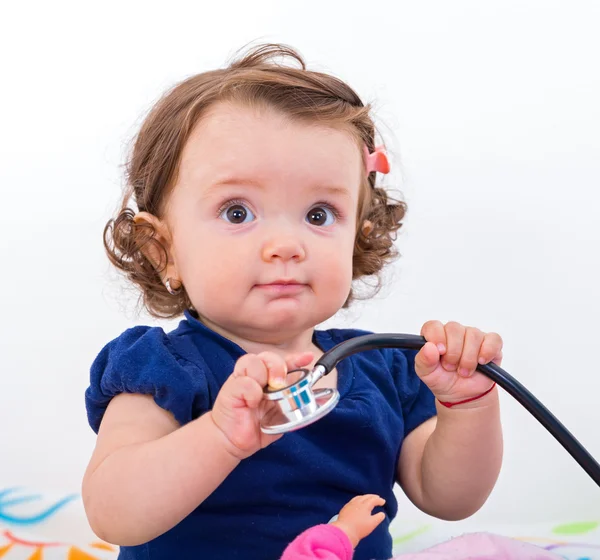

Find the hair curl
[[104, 43, 406, 318]]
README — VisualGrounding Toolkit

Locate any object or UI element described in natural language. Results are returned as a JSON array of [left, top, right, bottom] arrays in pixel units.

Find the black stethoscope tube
[[315, 333, 600, 487]]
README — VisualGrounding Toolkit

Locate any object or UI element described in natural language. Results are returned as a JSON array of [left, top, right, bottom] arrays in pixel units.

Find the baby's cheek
[[320, 257, 353, 304], [181, 252, 238, 305]]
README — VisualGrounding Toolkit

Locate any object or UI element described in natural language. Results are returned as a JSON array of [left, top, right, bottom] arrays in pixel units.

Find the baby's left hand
[[415, 320, 503, 405]]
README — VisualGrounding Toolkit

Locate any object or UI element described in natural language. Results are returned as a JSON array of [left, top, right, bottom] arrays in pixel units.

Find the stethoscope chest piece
[[260, 367, 339, 434]]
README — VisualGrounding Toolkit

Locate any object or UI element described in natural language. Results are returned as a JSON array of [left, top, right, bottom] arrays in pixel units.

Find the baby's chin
[[214, 311, 319, 343], [194, 296, 340, 341], [252, 299, 338, 328], [240, 312, 316, 340]]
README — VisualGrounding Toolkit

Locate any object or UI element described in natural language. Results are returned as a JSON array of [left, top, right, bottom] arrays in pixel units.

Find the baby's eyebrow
[[202, 178, 352, 199], [203, 177, 265, 195], [306, 184, 352, 199]]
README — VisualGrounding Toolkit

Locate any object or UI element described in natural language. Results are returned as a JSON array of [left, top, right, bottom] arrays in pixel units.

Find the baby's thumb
[[414, 342, 441, 379], [265, 352, 314, 390], [266, 352, 314, 390]]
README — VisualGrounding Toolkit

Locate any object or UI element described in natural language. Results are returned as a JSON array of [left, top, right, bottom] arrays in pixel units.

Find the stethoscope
[[261, 333, 600, 487]]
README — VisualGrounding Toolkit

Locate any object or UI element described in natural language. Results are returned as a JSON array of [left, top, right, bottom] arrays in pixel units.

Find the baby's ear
[[133, 211, 175, 272]]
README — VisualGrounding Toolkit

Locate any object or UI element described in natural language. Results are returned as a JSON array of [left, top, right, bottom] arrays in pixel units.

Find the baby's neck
[[198, 313, 320, 359], [197, 313, 338, 390]]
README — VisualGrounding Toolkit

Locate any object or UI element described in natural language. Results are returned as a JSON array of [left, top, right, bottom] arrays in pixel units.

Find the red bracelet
[[438, 383, 497, 408]]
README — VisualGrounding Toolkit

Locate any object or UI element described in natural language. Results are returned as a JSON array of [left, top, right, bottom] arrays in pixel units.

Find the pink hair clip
[[364, 145, 390, 175]]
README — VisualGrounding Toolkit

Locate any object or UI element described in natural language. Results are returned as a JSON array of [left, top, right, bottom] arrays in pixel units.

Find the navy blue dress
[[85, 310, 436, 560]]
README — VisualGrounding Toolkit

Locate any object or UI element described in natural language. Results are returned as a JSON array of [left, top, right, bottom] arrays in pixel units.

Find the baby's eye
[[306, 206, 337, 227], [220, 202, 255, 224]]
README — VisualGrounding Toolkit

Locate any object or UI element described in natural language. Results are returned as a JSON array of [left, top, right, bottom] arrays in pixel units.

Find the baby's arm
[[398, 391, 502, 520], [83, 350, 312, 546], [397, 321, 504, 520], [82, 393, 240, 546]]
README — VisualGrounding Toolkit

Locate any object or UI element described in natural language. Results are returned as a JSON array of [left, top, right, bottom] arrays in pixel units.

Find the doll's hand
[[332, 495, 386, 549], [211, 351, 314, 460], [415, 321, 503, 406]]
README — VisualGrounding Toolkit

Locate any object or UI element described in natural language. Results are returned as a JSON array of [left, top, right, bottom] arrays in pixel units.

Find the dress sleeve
[[391, 348, 437, 437], [280, 524, 353, 560], [85, 326, 210, 433]]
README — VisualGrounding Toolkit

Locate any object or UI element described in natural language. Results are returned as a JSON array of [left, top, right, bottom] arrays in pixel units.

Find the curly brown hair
[[104, 44, 407, 319]]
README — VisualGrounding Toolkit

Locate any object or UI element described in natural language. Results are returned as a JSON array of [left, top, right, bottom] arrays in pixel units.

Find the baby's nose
[[261, 234, 306, 262]]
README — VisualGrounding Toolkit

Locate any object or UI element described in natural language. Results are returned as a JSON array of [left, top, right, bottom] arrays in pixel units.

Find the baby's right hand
[[211, 351, 314, 460], [332, 495, 386, 549]]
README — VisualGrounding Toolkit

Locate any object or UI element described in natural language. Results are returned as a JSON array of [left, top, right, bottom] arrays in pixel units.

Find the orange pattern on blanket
[[69, 548, 105, 559], [0, 543, 45, 559], [0, 545, 45, 559], [0, 545, 107, 559], [0, 530, 117, 559], [90, 542, 116, 550]]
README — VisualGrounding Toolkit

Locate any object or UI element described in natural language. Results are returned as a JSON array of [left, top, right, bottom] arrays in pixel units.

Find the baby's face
[[164, 101, 362, 342]]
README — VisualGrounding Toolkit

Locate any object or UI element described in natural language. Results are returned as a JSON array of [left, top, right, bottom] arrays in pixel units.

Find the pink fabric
[[280, 524, 353, 560], [393, 532, 565, 559], [281, 528, 564, 560]]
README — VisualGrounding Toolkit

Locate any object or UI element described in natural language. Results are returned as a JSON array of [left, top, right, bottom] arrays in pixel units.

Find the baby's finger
[[363, 495, 386, 509], [354, 494, 384, 506], [442, 321, 466, 371], [285, 351, 314, 371], [369, 511, 386, 527], [256, 351, 289, 389], [457, 327, 485, 377], [231, 375, 264, 409], [420, 320, 447, 355], [268, 352, 314, 389], [478, 332, 503, 367], [233, 354, 269, 387]]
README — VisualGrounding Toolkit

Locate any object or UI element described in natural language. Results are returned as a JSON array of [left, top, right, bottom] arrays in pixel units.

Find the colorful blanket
[[0, 487, 598, 559], [390, 518, 600, 559]]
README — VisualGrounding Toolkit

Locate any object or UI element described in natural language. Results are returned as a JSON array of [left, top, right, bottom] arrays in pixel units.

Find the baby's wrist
[[436, 383, 498, 411]]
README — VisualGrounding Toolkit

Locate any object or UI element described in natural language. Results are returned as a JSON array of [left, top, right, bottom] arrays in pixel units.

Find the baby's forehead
[[178, 102, 363, 191], [188, 101, 361, 154]]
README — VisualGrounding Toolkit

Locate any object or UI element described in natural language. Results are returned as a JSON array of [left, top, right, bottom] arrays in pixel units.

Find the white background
[[1, 0, 599, 528]]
